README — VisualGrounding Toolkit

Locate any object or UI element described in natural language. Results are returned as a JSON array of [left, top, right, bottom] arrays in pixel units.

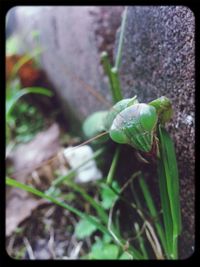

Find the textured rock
[[115, 6, 195, 258]]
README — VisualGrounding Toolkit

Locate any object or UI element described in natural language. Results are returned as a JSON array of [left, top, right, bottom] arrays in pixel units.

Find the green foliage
[[158, 126, 182, 259], [6, 7, 182, 260], [100, 181, 120, 210], [11, 101, 44, 143], [75, 217, 98, 239], [82, 111, 109, 143], [88, 241, 119, 259], [6, 35, 21, 55], [6, 177, 110, 237], [6, 87, 53, 120]]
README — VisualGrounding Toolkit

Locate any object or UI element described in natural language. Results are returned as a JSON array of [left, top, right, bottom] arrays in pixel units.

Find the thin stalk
[[6, 177, 110, 236], [108, 199, 144, 259], [63, 179, 109, 225], [158, 159, 173, 257], [106, 145, 121, 185], [138, 175, 168, 257], [114, 6, 128, 70], [131, 181, 164, 259], [134, 223, 148, 259], [101, 52, 123, 103], [101, 51, 116, 103], [100, 6, 128, 103], [110, 67, 123, 102]]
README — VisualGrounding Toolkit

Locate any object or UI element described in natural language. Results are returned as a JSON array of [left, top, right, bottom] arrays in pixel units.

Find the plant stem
[[138, 175, 168, 257], [106, 146, 121, 185], [134, 222, 148, 259], [101, 52, 123, 103], [114, 6, 128, 70], [6, 177, 110, 236], [63, 179, 109, 225]]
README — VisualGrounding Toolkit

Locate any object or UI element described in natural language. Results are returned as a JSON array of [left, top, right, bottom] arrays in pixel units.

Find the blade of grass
[[134, 222, 148, 259], [131, 179, 163, 258], [106, 145, 121, 186], [63, 179, 109, 225], [158, 125, 182, 259], [114, 6, 128, 70], [6, 177, 110, 236], [108, 198, 144, 259], [6, 87, 53, 119], [46, 148, 108, 223], [159, 126, 182, 235], [6, 177, 142, 259], [157, 158, 173, 257], [138, 175, 168, 257]]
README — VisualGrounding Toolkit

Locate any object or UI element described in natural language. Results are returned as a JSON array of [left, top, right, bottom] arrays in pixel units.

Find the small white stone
[[63, 145, 102, 183], [184, 115, 193, 126]]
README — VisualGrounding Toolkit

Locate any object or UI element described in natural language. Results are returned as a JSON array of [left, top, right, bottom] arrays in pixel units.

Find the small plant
[[6, 7, 182, 259], [6, 46, 53, 148]]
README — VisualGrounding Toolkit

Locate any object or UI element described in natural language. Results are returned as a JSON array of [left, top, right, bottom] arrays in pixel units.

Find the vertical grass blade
[[114, 6, 128, 70], [106, 146, 121, 186], [138, 175, 168, 256], [158, 125, 182, 259], [157, 160, 173, 257], [134, 222, 148, 259]]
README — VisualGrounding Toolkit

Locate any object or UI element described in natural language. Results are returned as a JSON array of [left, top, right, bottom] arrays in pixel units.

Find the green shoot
[[106, 146, 121, 186], [158, 125, 182, 259], [114, 6, 128, 70]]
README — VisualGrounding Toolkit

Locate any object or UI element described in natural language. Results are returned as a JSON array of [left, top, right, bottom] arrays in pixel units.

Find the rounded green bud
[[109, 103, 158, 152], [104, 96, 138, 130]]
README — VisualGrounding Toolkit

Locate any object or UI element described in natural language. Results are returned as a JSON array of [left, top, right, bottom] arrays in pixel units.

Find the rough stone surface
[[115, 6, 195, 258]]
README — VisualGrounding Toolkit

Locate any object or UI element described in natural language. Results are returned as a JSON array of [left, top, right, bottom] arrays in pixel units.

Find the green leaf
[[103, 233, 112, 244], [101, 181, 120, 209], [138, 175, 167, 256], [82, 111, 109, 142], [6, 36, 21, 55], [119, 251, 133, 259], [6, 177, 110, 237], [90, 242, 119, 259], [75, 218, 98, 239], [6, 87, 53, 120], [158, 125, 182, 259]]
